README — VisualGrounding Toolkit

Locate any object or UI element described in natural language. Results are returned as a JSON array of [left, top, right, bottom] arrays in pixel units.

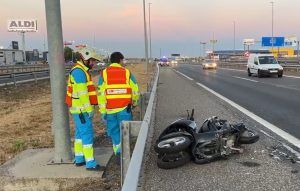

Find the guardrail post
[[139, 92, 150, 121], [139, 94, 144, 121], [121, 121, 142, 186], [32, 72, 37, 84], [121, 121, 131, 185], [11, 73, 17, 86]]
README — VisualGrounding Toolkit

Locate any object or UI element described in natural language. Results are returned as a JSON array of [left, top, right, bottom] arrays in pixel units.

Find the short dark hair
[[110, 52, 124, 63]]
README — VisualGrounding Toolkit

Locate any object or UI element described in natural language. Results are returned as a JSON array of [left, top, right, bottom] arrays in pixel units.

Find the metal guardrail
[[0, 67, 102, 87], [0, 70, 52, 87], [0, 64, 74, 75], [121, 64, 159, 191], [0, 65, 49, 74]]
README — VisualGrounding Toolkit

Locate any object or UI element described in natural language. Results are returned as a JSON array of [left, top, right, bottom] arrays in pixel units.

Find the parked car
[[247, 54, 283, 78]]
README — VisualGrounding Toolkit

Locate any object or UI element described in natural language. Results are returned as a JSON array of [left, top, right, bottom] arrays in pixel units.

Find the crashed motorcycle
[[154, 109, 259, 169]]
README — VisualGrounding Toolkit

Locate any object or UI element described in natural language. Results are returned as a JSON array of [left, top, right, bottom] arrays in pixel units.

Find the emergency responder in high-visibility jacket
[[98, 52, 139, 156], [66, 47, 103, 171]]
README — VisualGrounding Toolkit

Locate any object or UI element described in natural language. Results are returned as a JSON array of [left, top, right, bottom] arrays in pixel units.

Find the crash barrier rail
[[121, 64, 159, 191], [0, 70, 53, 87], [0, 67, 103, 87], [0, 65, 50, 75]]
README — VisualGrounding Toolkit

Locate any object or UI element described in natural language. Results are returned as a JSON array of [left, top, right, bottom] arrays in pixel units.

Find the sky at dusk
[[1, 0, 300, 57]]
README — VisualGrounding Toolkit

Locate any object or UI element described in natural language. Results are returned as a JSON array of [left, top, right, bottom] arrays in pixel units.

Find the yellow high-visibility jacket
[[98, 63, 139, 114]]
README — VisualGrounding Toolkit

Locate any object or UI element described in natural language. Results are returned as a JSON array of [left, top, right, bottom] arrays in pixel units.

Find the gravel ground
[[140, 68, 300, 191]]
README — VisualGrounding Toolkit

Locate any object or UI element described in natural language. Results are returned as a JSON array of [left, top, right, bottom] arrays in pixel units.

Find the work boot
[[86, 164, 105, 171], [75, 162, 86, 167]]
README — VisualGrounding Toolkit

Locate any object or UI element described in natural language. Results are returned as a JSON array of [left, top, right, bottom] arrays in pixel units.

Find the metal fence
[[121, 64, 159, 191], [0, 65, 50, 75], [0, 67, 103, 87]]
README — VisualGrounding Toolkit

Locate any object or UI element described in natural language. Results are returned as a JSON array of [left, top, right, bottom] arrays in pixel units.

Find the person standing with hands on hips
[[98, 52, 139, 157], [65, 47, 103, 171]]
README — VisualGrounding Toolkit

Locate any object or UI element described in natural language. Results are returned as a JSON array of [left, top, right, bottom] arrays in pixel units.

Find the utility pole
[[148, 3, 152, 63], [21, 31, 26, 62], [297, 41, 299, 63], [143, 0, 149, 73], [210, 33, 217, 61], [45, 0, 72, 163], [200, 42, 206, 58], [271, 1, 274, 53], [233, 21, 236, 55], [43, 34, 46, 52], [159, 48, 162, 58]]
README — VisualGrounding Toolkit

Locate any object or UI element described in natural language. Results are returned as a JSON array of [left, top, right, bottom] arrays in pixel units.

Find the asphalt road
[[140, 67, 300, 191], [176, 64, 300, 140]]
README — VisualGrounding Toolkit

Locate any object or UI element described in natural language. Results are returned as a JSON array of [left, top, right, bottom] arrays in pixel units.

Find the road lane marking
[[219, 68, 244, 72], [196, 82, 300, 149], [232, 76, 258, 83], [174, 70, 193, 80], [220, 67, 300, 79], [284, 75, 300, 79]]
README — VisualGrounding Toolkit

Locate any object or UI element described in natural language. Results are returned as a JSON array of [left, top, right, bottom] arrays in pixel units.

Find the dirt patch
[[0, 63, 155, 166]]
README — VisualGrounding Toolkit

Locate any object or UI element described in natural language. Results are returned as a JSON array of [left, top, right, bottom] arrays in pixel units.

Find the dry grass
[[0, 63, 155, 165]]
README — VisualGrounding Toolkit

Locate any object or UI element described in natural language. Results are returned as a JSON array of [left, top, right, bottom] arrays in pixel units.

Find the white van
[[247, 54, 283, 78]]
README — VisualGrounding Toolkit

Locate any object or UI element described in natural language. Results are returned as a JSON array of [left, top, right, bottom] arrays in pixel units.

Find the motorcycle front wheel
[[238, 130, 259, 144], [157, 151, 191, 169], [154, 135, 191, 154]]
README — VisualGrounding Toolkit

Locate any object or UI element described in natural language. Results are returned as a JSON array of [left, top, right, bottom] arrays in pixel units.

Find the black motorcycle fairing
[[197, 116, 228, 133], [157, 118, 196, 141], [159, 131, 193, 141]]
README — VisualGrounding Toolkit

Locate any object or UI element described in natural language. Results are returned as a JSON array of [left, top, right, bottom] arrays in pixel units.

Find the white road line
[[196, 82, 300, 149], [219, 68, 244, 72], [232, 76, 258, 83], [220, 67, 300, 79], [284, 75, 300, 79], [174, 70, 193, 80]]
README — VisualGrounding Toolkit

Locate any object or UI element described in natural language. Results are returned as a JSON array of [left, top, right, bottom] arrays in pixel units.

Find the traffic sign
[[243, 39, 255, 45], [261, 37, 285, 47]]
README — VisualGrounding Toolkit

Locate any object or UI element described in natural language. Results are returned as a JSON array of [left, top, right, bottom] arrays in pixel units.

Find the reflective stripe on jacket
[[65, 61, 98, 114], [98, 63, 139, 114]]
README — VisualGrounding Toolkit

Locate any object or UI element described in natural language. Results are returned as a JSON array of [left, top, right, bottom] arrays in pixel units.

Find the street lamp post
[[148, 3, 152, 63], [142, 0, 149, 74], [270, 1, 274, 52], [210, 33, 217, 61], [233, 21, 236, 55], [45, 0, 72, 163], [200, 42, 206, 58]]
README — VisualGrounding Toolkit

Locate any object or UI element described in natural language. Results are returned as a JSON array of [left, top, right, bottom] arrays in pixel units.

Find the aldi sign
[[261, 37, 285, 47], [8, 19, 38, 32]]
